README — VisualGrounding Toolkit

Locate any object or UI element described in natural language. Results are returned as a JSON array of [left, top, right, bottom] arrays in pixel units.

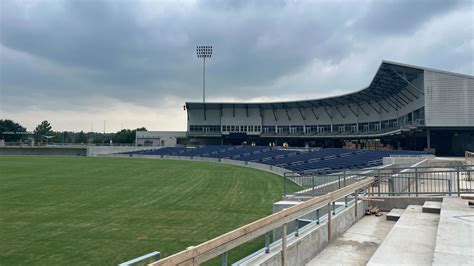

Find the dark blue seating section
[[124, 146, 429, 172]]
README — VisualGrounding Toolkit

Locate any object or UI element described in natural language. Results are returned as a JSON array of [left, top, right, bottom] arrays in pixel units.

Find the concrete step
[[422, 201, 442, 214], [386, 208, 404, 221], [432, 197, 474, 264], [367, 205, 440, 266]]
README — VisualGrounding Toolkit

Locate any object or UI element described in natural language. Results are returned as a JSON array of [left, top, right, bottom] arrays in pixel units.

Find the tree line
[[0, 119, 147, 144]]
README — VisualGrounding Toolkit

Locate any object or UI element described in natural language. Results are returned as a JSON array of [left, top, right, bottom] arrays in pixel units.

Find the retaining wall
[[86, 146, 157, 157], [0, 146, 86, 156], [235, 200, 366, 266], [100, 154, 289, 177]]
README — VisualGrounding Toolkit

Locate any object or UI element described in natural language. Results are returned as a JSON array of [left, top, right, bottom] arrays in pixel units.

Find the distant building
[[185, 61, 474, 156], [135, 131, 187, 147]]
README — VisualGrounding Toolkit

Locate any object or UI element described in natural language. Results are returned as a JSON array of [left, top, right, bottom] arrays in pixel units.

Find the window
[[334, 124, 344, 133], [290, 126, 304, 134], [306, 125, 317, 133], [277, 126, 289, 134], [263, 126, 275, 134], [318, 125, 331, 133]]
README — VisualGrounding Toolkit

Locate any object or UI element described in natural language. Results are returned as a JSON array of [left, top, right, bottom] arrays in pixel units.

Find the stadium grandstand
[[124, 146, 429, 172], [184, 61, 474, 156]]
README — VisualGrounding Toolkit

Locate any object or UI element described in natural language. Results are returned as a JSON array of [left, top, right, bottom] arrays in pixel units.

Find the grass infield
[[0, 156, 295, 265]]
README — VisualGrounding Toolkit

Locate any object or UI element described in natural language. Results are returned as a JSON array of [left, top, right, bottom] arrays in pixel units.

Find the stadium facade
[[185, 61, 474, 156]]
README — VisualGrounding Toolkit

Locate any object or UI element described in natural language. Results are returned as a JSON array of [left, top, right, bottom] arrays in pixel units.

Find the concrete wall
[[0, 146, 86, 156], [100, 153, 289, 177], [135, 131, 187, 147], [367, 196, 442, 211], [235, 200, 367, 266], [86, 146, 158, 157], [382, 156, 430, 166]]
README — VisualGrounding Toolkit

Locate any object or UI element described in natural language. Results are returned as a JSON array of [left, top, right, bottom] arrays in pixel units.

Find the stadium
[[1, 59, 474, 266], [2, 0, 474, 265], [185, 61, 474, 156]]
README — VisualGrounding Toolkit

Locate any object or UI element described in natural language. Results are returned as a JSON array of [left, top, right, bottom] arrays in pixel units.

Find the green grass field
[[0, 156, 292, 265]]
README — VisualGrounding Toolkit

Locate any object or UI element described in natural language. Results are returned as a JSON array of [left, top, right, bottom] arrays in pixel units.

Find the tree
[[112, 127, 147, 144], [76, 131, 88, 144], [112, 129, 134, 143], [0, 119, 27, 142], [34, 120, 52, 142]]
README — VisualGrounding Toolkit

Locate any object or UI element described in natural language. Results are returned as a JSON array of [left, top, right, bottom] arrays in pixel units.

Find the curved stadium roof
[[185, 60, 472, 110]]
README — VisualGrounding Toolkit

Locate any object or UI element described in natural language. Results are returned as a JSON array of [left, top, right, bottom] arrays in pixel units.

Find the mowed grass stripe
[[0, 156, 289, 265]]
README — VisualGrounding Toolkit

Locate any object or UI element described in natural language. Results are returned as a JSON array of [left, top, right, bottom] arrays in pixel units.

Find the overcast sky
[[1, 0, 473, 132]]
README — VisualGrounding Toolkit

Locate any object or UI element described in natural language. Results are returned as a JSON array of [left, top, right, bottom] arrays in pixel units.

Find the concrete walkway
[[306, 214, 394, 266], [432, 197, 474, 265], [367, 205, 439, 266]]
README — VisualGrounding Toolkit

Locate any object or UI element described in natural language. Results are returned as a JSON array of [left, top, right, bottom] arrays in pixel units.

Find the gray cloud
[[354, 0, 467, 35], [0, 0, 473, 131]]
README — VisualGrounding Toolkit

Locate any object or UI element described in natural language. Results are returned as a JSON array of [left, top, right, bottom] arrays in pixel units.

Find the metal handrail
[[149, 177, 374, 265]]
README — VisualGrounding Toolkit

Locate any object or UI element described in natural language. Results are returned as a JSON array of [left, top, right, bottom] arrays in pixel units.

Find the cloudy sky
[[1, 0, 473, 132]]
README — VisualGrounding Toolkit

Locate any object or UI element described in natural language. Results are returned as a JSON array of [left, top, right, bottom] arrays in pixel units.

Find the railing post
[[265, 232, 270, 253], [409, 175, 412, 196], [221, 252, 228, 266], [377, 173, 381, 197], [345, 196, 348, 207], [415, 167, 419, 197], [281, 223, 288, 266], [338, 175, 341, 189], [295, 219, 299, 237], [448, 179, 452, 196], [312, 175, 315, 197], [332, 201, 336, 215], [327, 202, 332, 241], [343, 171, 346, 187], [354, 190, 359, 218], [283, 174, 287, 197], [316, 209, 320, 224], [457, 167, 461, 196]]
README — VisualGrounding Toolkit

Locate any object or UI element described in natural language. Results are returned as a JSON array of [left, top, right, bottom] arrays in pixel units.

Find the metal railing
[[148, 178, 374, 266], [466, 151, 474, 167], [145, 164, 472, 265], [119, 251, 160, 266], [283, 165, 474, 198]]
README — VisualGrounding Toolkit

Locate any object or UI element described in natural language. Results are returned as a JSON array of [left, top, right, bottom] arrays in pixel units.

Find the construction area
[[232, 156, 473, 266]]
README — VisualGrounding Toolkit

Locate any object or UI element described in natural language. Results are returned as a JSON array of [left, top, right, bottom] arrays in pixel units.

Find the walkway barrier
[[466, 151, 474, 181], [119, 251, 160, 266], [283, 165, 474, 198], [148, 177, 374, 266]]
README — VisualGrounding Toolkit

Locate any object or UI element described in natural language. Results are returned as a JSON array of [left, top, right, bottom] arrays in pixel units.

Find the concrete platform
[[367, 205, 439, 266], [386, 208, 404, 221], [432, 197, 474, 265], [306, 214, 394, 266], [422, 201, 442, 214]]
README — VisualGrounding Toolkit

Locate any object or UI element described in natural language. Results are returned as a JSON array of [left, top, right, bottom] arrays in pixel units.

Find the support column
[[427, 128, 431, 150]]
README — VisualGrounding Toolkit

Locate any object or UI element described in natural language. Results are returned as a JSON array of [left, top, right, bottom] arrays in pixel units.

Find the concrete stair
[[368, 197, 474, 265], [367, 205, 440, 265], [432, 197, 474, 264], [385, 208, 404, 221], [422, 201, 442, 214]]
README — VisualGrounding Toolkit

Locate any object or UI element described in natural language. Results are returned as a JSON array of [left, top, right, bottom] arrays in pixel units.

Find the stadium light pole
[[196, 46, 212, 102]]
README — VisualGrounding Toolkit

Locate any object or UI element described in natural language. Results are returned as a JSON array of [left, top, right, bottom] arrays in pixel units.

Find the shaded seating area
[[123, 146, 430, 172]]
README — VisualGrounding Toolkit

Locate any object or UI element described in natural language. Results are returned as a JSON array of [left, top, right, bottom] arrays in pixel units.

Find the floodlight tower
[[196, 45, 212, 102]]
